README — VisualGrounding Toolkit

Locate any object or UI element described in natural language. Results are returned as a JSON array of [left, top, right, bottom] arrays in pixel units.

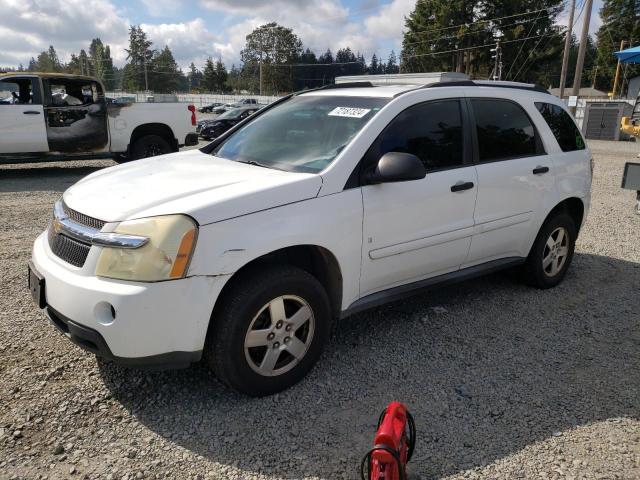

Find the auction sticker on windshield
[[328, 107, 371, 118]]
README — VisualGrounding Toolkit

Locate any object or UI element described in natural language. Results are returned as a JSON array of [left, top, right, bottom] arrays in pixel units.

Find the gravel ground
[[1, 140, 639, 480]]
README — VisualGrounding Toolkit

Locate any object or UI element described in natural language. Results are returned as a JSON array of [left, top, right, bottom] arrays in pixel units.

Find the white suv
[[29, 80, 591, 396]]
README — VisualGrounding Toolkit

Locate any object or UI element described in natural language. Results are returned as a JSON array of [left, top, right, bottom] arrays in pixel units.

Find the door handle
[[532, 166, 550, 175], [450, 181, 474, 192], [23, 110, 41, 115]]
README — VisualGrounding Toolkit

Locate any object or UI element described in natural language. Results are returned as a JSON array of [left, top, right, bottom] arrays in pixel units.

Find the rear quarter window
[[535, 102, 585, 152]]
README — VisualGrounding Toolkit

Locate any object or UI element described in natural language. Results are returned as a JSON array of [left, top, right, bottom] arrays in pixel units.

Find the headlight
[[95, 215, 197, 282]]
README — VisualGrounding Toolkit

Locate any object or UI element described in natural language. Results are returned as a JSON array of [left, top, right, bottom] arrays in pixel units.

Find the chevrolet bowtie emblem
[[52, 217, 63, 234]]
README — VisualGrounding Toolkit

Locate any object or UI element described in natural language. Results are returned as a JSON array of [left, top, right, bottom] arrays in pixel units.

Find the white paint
[[30, 80, 592, 363]]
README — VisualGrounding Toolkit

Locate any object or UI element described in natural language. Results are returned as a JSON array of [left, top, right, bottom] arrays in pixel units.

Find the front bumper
[[30, 231, 224, 367]]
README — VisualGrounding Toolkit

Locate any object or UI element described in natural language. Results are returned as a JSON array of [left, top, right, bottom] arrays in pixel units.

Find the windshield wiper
[[237, 160, 283, 170]]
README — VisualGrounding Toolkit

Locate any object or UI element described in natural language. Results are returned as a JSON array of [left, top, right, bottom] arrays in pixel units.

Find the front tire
[[522, 212, 577, 289], [205, 265, 331, 396], [129, 134, 172, 160]]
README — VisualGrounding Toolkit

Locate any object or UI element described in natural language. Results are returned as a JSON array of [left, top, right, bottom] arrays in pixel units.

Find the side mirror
[[366, 152, 427, 184]]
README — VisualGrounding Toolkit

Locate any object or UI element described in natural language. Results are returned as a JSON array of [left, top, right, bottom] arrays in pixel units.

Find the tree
[[124, 25, 154, 91], [149, 45, 183, 93], [594, 0, 640, 93], [27, 57, 37, 71], [240, 22, 303, 94], [35, 45, 62, 72], [202, 57, 217, 92], [401, 0, 564, 83], [88, 39, 116, 89], [369, 54, 380, 74], [187, 62, 203, 90], [386, 50, 400, 74], [215, 57, 228, 92]]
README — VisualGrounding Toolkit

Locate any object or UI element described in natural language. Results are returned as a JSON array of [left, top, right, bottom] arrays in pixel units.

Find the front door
[[360, 99, 478, 297], [0, 76, 48, 153], [43, 78, 108, 153]]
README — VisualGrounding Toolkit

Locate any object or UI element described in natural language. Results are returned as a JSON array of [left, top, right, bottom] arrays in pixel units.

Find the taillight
[[188, 104, 196, 126]]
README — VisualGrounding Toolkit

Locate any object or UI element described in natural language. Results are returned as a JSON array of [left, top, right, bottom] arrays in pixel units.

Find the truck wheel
[[112, 153, 129, 164], [521, 212, 577, 289], [130, 134, 172, 160], [205, 265, 331, 397]]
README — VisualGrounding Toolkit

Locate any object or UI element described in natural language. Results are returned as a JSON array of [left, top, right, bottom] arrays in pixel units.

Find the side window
[[535, 102, 585, 152], [471, 99, 539, 162], [48, 80, 97, 106], [373, 99, 464, 172], [0, 78, 35, 105]]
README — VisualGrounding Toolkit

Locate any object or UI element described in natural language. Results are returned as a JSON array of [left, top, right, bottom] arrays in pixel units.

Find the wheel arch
[[545, 197, 585, 232], [210, 244, 344, 327], [129, 123, 178, 152]]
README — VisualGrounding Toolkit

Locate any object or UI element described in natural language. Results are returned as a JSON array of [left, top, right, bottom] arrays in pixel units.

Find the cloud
[[141, 0, 184, 18], [142, 19, 224, 69], [0, 0, 129, 66]]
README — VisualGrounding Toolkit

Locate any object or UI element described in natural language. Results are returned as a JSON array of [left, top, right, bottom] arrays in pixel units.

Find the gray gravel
[[1, 140, 639, 480]]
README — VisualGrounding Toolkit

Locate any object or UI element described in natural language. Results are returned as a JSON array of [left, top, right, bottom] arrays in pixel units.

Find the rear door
[[465, 97, 553, 266], [0, 76, 48, 153], [43, 78, 109, 153]]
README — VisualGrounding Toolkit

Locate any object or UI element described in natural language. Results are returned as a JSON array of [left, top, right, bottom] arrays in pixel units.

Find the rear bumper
[[184, 132, 199, 146]]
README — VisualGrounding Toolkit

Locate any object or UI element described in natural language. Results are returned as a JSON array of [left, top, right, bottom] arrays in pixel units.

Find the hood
[[63, 149, 322, 225]]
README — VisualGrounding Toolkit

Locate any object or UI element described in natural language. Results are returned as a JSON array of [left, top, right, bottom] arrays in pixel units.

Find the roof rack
[[427, 80, 548, 93], [294, 81, 374, 96]]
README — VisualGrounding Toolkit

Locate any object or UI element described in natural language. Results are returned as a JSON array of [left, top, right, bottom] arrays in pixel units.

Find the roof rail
[[394, 79, 549, 97], [294, 81, 374, 96], [428, 80, 548, 93]]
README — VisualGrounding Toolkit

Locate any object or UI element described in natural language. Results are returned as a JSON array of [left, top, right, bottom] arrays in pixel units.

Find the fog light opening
[[94, 302, 116, 326]]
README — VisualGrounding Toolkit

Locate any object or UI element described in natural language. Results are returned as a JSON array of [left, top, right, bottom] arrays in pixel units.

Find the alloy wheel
[[244, 295, 315, 377], [542, 226, 569, 277]]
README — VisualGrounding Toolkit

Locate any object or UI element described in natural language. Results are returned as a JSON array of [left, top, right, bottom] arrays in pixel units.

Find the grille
[[62, 202, 106, 230], [48, 230, 91, 268]]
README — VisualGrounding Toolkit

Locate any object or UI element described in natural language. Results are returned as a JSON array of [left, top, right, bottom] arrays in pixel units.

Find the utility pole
[[491, 38, 503, 81], [559, 0, 576, 98], [611, 39, 627, 98], [570, 0, 594, 114], [143, 59, 149, 92]]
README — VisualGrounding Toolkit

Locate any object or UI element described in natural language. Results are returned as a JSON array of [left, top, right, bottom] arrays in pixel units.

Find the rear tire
[[204, 265, 331, 397], [521, 212, 577, 289], [129, 134, 172, 160]]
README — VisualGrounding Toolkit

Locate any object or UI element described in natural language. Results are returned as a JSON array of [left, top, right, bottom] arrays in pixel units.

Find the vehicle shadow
[[98, 252, 640, 479], [0, 163, 113, 194]]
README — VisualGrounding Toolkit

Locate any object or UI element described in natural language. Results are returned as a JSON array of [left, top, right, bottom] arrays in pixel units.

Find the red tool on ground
[[360, 401, 416, 480]]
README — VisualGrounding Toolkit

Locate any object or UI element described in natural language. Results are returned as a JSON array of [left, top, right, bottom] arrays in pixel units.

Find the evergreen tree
[[27, 57, 37, 71], [386, 50, 400, 74], [35, 46, 62, 72], [187, 62, 203, 90], [369, 54, 380, 74], [124, 25, 154, 91], [594, 0, 640, 93], [214, 57, 228, 92], [202, 57, 217, 92], [149, 45, 183, 93], [318, 49, 334, 64]]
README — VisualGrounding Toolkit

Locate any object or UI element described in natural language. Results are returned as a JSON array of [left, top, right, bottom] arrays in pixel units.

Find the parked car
[[0, 73, 198, 163], [211, 103, 234, 114], [29, 80, 591, 397], [200, 106, 261, 140], [232, 98, 257, 106], [199, 102, 223, 113]]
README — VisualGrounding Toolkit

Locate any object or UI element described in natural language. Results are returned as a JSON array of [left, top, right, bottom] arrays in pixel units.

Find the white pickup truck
[[0, 72, 198, 163]]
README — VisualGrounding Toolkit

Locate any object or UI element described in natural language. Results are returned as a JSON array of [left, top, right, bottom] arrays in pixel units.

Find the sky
[[0, 0, 605, 71]]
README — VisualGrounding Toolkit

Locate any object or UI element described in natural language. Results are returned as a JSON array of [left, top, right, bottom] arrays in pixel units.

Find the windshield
[[212, 95, 388, 173]]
